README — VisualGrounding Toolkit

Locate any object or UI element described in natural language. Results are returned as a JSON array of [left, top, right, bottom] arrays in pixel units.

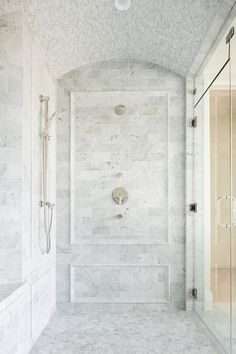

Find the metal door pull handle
[[217, 195, 233, 228]]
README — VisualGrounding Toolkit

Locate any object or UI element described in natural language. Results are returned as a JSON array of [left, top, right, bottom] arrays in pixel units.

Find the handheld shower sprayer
[[40, 94, 64, 254], [41, 110, 64, 138]]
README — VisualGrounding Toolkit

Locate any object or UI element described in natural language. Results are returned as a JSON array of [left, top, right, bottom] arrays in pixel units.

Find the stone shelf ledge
[[0, 282, 25, 313]]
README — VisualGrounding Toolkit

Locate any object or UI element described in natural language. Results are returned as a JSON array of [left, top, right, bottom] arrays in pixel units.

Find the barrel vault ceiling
[[0, 0, 235, 77]]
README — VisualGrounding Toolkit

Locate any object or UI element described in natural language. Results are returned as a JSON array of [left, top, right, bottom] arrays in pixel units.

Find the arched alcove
[[56, 58, 186, 308], [58, 59, 182, 82]]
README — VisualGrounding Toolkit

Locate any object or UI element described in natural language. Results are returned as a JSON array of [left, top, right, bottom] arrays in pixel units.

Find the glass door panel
[[193, 62, 231, 353], [232, 90, 236, 354], [231, 34, 236, 353], [194, 35, 230, 106]]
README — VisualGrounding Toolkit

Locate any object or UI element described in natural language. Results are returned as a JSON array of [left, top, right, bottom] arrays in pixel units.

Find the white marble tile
[[30, 304, 221, 354], [0, 11, 57, 354], [57, 61, 185, 309], [71, 265, 169, 303]]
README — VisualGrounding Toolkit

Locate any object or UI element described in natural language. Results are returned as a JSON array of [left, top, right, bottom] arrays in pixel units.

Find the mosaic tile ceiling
[[0, 0, 235, 77]]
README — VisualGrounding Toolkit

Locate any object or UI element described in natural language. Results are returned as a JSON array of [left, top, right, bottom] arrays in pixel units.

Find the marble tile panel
[[71, 265, 169, 303], [57, 61, 185, 310]]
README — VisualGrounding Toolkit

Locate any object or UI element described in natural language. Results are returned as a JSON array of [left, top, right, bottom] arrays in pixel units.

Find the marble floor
[[30, 304, 221, 354]]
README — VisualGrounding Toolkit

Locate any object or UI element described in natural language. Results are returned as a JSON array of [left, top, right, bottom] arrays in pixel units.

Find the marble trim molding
[[69, 263, 170, 303], [69, 91, 171, 246]]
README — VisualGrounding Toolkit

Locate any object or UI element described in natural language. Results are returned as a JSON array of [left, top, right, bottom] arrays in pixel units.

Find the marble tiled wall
[[0, 10, 23, 284], [0, 11, 56, 353], [72, 91, 169, 245], [57, 60, 186, 309]]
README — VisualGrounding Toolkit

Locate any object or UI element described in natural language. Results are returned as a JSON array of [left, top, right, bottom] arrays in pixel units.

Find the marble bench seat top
[[0, 282, 25, 313]]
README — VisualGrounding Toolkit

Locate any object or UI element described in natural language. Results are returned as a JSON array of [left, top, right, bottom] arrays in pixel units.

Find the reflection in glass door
[[193, 25, 235, 353], [231, 47, 236, 352]]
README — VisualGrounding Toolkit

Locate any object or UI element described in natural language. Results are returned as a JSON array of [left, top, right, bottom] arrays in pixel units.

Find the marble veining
[[56, 60, 186, 309], [72, 91, 170, 245], [0, 282, 24, 312], [0, 10, 23, 284], [30, 304, 220, 354], [0, 11, 57, 354], [70, 264, 170, 303]]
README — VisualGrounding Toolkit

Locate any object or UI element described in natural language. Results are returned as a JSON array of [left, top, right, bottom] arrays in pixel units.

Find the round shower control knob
[[112, 187, 128, 205]]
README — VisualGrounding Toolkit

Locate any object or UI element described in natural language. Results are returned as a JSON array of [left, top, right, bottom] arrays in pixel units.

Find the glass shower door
[[193, 60, 232, 352], [231, 41, 236, 353]]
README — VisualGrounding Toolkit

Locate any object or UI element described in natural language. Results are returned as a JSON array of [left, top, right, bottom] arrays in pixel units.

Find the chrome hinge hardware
[[191, 288, 197, 299], [189, 117, 197, 128], [226, 27, 234, 44], [190, 203, 197, 213]]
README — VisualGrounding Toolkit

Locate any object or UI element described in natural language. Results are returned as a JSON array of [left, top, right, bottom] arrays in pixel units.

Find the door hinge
[[190, 203, 197, 213], [226, 26, 234, 44], [191, 288, 197, 299], [193, 88, 197, 95], [189, 117, 197, 128]]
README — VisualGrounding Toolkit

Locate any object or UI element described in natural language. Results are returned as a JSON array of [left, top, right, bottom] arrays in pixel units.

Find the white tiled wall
[[57, 60, 186, 309], [0, 10, 23, 284], [70, 264, 170, 303], [72, 91, 169, 246], [0, 11, 56, 353]]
